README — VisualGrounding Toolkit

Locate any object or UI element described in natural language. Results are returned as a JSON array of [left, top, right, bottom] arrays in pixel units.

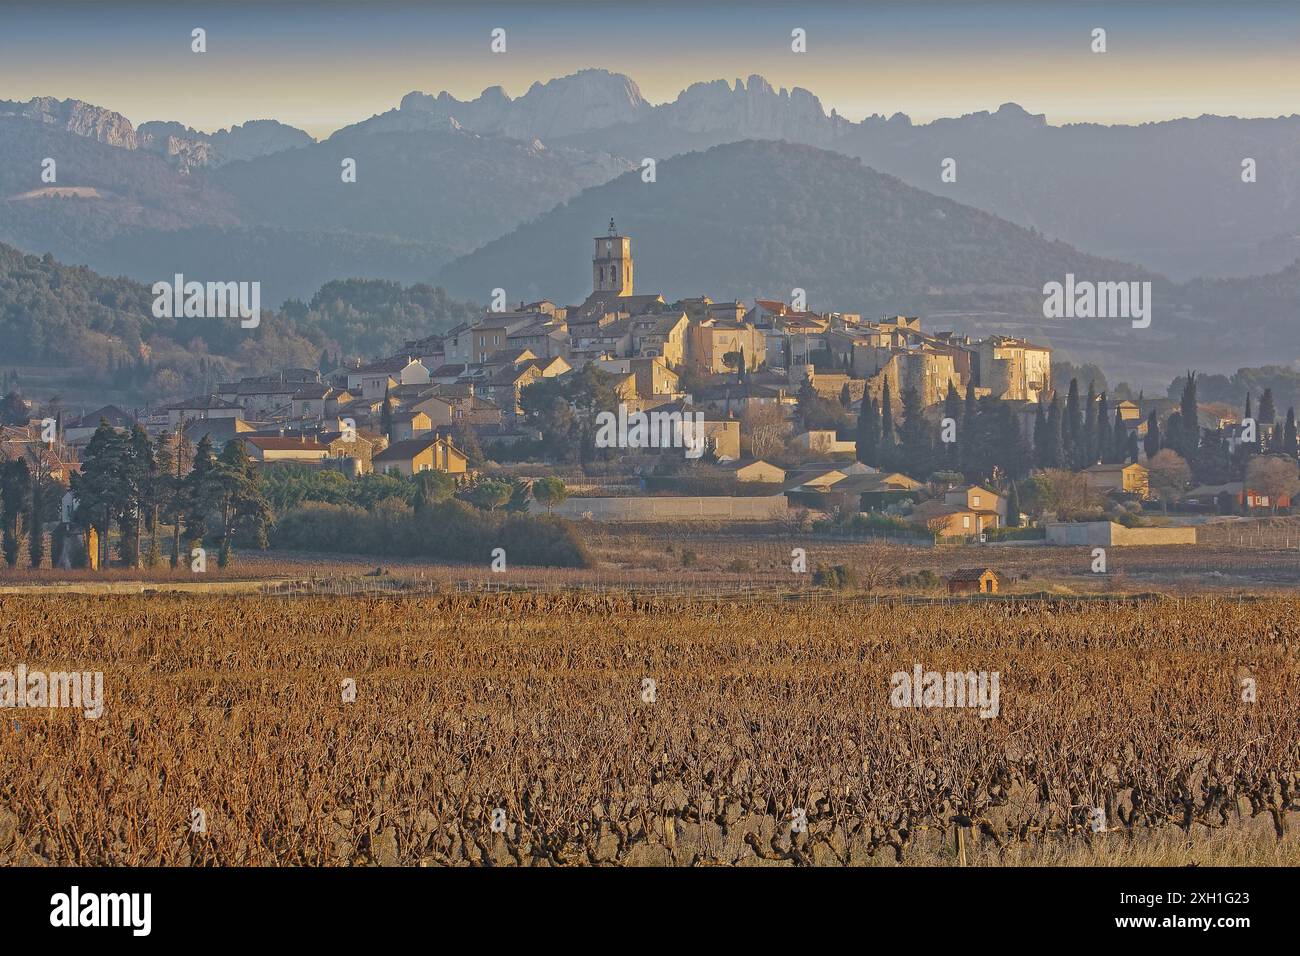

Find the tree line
[[65, 423, 269, 569]]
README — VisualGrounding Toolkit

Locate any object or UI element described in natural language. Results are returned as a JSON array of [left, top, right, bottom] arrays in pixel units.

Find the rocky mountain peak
[[1, 96, 139, 148]]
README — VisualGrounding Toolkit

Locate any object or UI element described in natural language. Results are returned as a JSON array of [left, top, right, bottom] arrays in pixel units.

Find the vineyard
[[0, 593, 1297, 866]]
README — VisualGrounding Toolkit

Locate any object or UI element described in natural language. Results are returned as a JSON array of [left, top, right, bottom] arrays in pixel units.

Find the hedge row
[[271, 499, 594, 568]]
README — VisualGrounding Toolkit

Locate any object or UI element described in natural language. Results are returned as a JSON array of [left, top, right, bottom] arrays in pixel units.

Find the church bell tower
[[593, 217, 633, 296]]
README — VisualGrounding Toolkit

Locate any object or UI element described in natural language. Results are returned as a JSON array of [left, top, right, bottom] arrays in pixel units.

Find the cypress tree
[[1082, 381, 1098, 467], [28, 473, 44, 568], [1127, 431, 1140, 464], [1179, 370, 1199, 461], [1004, 403, 1033, 480], [943, 381, 962, 466], [1045, 395, 1063, 468], [1064, 379, 1081, 469], [898, 385, 933, 479], [1033, 401, 1048, 468], [855, 395, 880, 466], [879, 379, 896, 469], [1144, 409, 1161, 460], [1095, 392, 1112, 464], [1259, 388, 1276, 425], [960, 380, 977, 473], [380, 383, 394, 439], [1005, 481, 1021, 527], [1110, 408, 1127, 464]]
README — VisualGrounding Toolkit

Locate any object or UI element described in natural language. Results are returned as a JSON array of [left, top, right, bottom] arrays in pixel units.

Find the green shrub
[[898, 569, 939, 589], [812, 564, 857, 589], [271, 499, 593, 568], [812, 511, 919, 536]]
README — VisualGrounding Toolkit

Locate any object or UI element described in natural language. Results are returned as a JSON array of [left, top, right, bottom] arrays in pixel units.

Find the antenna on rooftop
[[608, 217, 617, 235]]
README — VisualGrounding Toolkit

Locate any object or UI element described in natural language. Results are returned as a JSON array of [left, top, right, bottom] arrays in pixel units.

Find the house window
[[972, 495, 981, 507], [962, 516, 971, 529]]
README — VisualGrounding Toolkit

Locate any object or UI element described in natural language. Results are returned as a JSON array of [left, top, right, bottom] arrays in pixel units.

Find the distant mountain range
[[337, 69, 1300, 280], [1, 71, 1299, 385], [0, 96, 314, 170]]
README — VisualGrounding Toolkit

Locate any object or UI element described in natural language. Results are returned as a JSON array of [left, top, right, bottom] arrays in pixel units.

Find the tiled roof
[[166, 394, 241, 411], [244, 436, 328, 452]]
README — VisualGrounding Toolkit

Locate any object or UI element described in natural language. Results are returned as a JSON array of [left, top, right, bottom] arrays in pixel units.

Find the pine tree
[[212, 439, 271, 567], [121, 424, 156, 569], [0, 459, 31, 567], [159, 427, 193, 567], [183, 435, 220, 555], [71, 422, 130, 569], [1144, 409, 1161, 460]]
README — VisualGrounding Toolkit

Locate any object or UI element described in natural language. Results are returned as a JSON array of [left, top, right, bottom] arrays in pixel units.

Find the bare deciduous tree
[[1245, 455, 1300, 514], [741, 403, 792, 461], [1147, 449, 1191, 514]]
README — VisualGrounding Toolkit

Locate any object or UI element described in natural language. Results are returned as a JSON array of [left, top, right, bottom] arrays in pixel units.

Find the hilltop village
[[2, 221, 1297, 573]]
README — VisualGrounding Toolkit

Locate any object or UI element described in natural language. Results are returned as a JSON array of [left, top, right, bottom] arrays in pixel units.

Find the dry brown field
[[0, 592, 1296, 866]]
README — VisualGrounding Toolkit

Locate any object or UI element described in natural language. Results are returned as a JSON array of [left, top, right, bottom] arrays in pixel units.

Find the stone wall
[[535, 495, 789, 522], [1045, 521, 1196, 546]]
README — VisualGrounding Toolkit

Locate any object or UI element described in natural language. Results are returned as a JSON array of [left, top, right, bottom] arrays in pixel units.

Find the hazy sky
[[3, 1, 1299, 138]]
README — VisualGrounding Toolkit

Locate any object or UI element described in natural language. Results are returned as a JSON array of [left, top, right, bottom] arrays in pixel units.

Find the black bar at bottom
[[0, 865, 1279, 943]]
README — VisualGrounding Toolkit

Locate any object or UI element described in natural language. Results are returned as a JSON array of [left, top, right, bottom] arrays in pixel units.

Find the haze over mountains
[[2, 69, 1299, 383]]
